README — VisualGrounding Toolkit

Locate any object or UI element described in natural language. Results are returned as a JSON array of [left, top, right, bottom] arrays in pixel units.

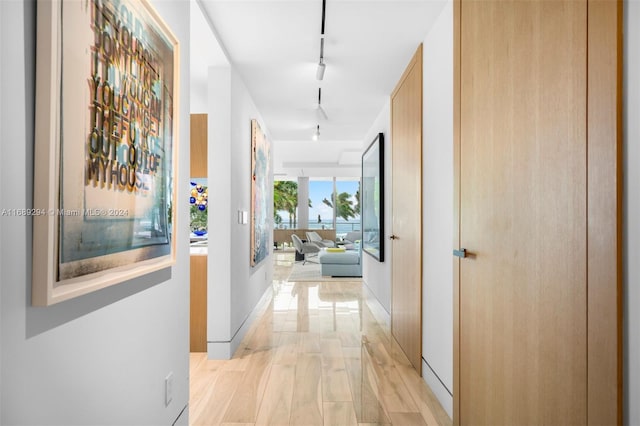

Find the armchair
[[291, 234, 321, 264], [306, 231, 335, 248], [343, 231, 362, 244]]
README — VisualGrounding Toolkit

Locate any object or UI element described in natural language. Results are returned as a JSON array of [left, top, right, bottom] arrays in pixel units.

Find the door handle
[[389, 235, 398, 240], [453, 248, 467, 258]]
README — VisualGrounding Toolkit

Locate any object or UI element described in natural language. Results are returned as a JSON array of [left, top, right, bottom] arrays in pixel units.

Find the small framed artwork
[[32, 0, 180, 306], [361, 133, 384, 262]]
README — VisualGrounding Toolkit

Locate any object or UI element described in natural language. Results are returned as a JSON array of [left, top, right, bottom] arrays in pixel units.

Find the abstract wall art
[[250, 119, 271, 267]]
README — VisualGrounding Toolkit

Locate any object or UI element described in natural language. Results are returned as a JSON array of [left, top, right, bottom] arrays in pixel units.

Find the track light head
[[312, 125, 320, 141], [316, 61, 326, 80]]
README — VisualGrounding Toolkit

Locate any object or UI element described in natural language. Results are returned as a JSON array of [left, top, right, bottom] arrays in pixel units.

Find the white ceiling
[[192, 0, 447, 178]]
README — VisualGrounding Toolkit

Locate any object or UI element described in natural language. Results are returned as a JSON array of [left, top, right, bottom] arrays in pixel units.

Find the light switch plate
[[238, 210, 248, 224]]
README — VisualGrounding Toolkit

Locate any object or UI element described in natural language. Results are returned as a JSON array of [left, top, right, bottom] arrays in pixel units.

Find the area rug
[[287, 261, 362, 282]]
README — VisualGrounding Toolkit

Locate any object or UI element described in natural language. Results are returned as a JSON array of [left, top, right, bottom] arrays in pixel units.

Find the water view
[[276, 220, 360, 237]]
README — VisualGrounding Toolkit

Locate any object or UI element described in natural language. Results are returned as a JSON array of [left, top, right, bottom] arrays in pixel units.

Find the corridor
[[189, 251, 451, 425]]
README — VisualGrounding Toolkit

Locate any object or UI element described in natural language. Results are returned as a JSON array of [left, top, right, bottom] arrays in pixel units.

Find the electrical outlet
[[165, 372, 173, 407]]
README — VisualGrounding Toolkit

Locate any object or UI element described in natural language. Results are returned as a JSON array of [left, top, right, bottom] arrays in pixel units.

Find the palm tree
[[274, 180, 315, 228], [322, 191, 357, 223], [274, 181, 298, 227]]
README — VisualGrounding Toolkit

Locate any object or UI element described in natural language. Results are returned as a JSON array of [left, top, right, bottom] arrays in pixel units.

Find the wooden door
[[391, 45, 422, 374], [454, 0, 622, 423]]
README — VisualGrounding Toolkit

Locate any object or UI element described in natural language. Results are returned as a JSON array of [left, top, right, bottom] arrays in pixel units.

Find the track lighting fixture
[[316, 38, 326, 80], [316, 60, 326, 81], [316, 88, 328, 120], [312, 125, 320, 141]]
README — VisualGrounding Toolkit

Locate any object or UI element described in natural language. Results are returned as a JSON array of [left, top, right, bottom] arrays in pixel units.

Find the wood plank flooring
[[190, 251, 451, 426]]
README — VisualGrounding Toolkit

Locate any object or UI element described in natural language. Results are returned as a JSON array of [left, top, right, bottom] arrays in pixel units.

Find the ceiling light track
[[316, 0, 327, 80], [314, 0, 328, 136], [321, 0, 326, 35]]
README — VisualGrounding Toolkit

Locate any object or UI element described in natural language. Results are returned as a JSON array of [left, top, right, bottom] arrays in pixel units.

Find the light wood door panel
[[586, 2, 624, 423], [190, 255, 207, 352], [190, 114, 207, 178], [391, 45, 423, 375], [459, 1, 588, 423]]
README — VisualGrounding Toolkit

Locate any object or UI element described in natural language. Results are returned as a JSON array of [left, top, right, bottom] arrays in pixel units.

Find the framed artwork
[[361, 133, 384, 262], [250, 119, 270, 266], [32, 0, 180, 306]]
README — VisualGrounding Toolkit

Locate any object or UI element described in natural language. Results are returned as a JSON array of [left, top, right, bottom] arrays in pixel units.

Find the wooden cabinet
[[190, 114, 207, 178], [190, 114, 208, 352], [190, 255, 207, 352]]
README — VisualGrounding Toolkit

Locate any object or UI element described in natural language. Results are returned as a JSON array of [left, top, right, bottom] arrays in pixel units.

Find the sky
[[309, 180, 360, 223]]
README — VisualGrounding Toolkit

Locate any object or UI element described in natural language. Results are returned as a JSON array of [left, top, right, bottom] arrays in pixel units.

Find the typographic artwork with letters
[[32, 0, 179, 305]]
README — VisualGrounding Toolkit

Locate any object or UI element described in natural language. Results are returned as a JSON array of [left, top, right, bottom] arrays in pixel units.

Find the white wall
[[624, 3, 639, 424], [207, 66, 273, 358], [208, 66, 233, 354], [229, 69, 273, 337], [0, 1, 4, 421], [362, 101, 392, 314], [189, 0, 229, 114], [421, 1, 454, 418], [0, 0, 190, 424], [191, 75, 208, 113]]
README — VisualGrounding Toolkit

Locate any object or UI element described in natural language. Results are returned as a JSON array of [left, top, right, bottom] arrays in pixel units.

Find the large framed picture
[[32, 0, 180, 306], [250, 119, 270, 267], [361, 133, 384, 262]]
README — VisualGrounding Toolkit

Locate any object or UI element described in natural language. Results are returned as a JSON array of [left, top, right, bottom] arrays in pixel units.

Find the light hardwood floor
[[190, 251, 452, 426]]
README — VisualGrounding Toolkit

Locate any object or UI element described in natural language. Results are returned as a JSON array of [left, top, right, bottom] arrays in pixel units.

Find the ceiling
[[192, 0, 447, 178]]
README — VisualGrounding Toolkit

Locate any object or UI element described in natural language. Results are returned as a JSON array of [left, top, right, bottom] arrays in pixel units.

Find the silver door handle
[[453, 248, 467, 258]]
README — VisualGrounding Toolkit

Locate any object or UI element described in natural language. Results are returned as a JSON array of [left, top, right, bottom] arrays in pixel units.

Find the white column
[[298, 176, 309, 229]]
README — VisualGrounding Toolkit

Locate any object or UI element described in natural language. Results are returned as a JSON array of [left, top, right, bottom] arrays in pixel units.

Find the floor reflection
[[189, 251, 451, 426], [288, 282, 362, 333]]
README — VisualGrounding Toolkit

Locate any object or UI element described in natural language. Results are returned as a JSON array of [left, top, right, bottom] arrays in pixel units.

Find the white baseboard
[[362, 280, 391, 327], [207, 341, 233, 359], [422, 358, 453, 418], [207, 285, 274, 360]]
